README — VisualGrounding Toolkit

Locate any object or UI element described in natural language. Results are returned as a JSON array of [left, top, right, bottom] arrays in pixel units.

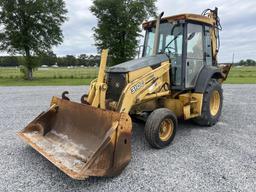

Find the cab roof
[[143, 13, 214, 29]]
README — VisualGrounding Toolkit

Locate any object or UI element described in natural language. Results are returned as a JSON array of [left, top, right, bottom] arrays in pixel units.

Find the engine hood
[[107, 54, 169, 73]]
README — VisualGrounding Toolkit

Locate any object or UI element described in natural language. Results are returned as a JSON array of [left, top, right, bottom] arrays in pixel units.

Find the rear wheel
[[193, 79, 223, 126], [145, 108, 177, 149]]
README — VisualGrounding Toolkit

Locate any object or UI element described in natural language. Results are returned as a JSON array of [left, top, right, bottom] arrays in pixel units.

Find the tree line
[[1, 55, 256, 68], [0, 54, 101, 67], [237, 59, 256, 66]]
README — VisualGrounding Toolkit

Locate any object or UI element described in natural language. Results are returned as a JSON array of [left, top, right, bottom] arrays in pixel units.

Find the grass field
[[0, 67, 98, 86], [224, 66, 256, 84], [0, 66, 255, 86]]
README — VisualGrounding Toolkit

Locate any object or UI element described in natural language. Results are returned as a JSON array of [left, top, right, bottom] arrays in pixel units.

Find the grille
[[106, 73, 127, 101]]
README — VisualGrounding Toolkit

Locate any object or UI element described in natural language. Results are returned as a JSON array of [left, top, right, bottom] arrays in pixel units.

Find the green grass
[[0, 67, 98, 79], [225, 66, 256, 84], [0, 67, 98, 86], [0, 66, 255, 86], [0, 78, 93, 86]]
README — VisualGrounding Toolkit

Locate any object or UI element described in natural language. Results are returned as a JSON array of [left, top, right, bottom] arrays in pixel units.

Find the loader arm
[[117, 61, 171, 113], [87, 49, 108, 109]]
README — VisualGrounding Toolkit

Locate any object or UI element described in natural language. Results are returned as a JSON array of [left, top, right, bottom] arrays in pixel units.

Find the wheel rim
[[210, 90, 220, 116], [159, 119, 174, 142]]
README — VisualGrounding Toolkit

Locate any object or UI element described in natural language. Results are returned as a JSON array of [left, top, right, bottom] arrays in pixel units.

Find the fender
[[194, 65, 224, 93]]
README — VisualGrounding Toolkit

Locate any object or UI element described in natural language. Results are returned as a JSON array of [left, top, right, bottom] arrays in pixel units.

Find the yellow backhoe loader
[[18, 8, 231, 180]]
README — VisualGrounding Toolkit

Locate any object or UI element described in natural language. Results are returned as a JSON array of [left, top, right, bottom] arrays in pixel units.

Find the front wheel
[[145, 108, 177, 149], [193, 79, 223, 126]]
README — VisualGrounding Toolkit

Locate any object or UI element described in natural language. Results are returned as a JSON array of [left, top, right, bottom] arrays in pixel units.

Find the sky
[[2, 0, 256, 62]]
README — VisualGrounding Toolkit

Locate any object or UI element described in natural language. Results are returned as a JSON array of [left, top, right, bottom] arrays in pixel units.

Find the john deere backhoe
[[18, 8, 231, 180]]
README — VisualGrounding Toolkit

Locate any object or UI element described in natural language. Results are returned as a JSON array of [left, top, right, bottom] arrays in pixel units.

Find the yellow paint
[[117, 61, 170, 113], [87, 49, 108, 109], [143, 13, 216, 28], [159, 119, 174, 142], [191, 93, 203, 115], [128, 67, 152, 82], [162, 98, 183, 117], [210, 90, 220, 116], [177, 93, 204, 120], [97, 49, 108, 84]]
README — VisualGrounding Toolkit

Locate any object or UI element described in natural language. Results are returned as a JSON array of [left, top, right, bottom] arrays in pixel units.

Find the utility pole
[[232, 52, 235, 64]]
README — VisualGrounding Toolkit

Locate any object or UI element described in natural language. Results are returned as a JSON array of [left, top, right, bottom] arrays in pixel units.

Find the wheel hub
[[159, 119, 174, 142], [210, 90, 220, 116]]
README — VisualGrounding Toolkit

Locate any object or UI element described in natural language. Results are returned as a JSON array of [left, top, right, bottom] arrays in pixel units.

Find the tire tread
[[193, 79, 223, 126], [145, 108, 177, 149]]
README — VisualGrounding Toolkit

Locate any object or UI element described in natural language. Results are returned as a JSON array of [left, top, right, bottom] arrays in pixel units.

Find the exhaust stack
[[152, 12, 164, 55]]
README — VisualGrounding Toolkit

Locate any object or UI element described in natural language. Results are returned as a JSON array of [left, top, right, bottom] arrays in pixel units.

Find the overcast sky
[[2, 0, 256, 62]]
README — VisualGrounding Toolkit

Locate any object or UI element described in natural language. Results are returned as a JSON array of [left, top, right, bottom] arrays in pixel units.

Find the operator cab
[[142, 13, 216, 90]]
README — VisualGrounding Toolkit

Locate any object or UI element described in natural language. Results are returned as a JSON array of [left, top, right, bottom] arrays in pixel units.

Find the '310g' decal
[[131, 81, 144, 94]]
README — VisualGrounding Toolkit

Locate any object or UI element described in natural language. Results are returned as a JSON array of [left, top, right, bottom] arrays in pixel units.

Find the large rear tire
[[145, 108, 177, 149], [193, 79, 223, 126]]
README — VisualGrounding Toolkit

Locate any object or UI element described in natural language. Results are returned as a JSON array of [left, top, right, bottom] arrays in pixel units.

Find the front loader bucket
[[17, 97, 132, 180]]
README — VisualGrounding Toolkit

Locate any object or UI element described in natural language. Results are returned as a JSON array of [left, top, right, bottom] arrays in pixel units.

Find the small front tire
[[145, 108, 177, 149]]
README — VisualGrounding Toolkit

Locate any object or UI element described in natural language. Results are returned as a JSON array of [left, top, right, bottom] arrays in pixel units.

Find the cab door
[[185, 23, 204, 88]]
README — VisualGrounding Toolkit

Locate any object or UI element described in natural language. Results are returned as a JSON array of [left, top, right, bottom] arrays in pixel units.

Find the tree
[[245, 59, 256, 66], [65, 55, 77, 66], [0, 0, 67, 80], [78, 54, 89, 66], [39, 51, 57, 66], [239, 60, 245, 66], [90, 0, 157, 66], [239, 59, 256, 66], [0, 56, 19, 67]]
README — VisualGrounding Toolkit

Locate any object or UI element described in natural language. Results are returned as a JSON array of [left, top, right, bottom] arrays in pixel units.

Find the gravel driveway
[[0, 85, 255, 192]]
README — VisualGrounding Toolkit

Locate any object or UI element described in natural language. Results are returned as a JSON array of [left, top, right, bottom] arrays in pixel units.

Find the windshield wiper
[[161, 32, 182, 53]]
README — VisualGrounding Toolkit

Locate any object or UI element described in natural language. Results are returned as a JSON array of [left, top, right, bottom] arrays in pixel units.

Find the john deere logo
[[131, 81, 144, 94], [115, 82, 120, 88]]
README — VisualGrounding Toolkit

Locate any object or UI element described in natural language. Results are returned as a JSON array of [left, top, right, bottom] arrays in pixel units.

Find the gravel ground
[[0, 85, 255, 192]]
